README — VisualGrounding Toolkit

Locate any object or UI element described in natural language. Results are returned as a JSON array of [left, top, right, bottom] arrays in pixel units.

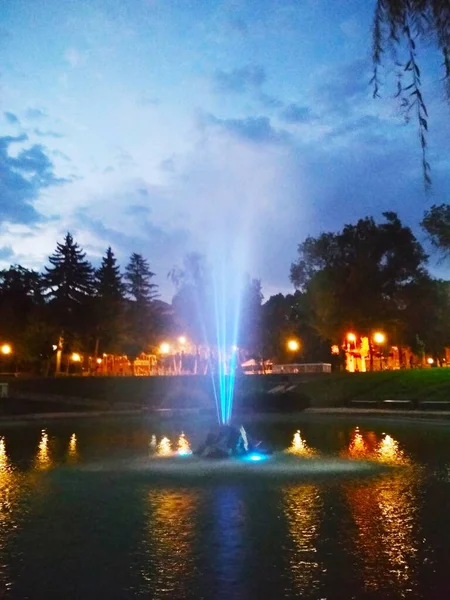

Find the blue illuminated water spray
[[209, 247, 245, 425]]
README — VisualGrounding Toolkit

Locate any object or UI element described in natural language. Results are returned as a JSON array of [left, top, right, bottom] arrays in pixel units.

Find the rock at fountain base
[[194, 424, 272, 459]]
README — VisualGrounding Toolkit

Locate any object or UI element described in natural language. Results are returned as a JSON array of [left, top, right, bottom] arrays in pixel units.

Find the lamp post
[[373, 332, 386, 370], [286, 339, 300, 367], [1, 344, 12, 356]]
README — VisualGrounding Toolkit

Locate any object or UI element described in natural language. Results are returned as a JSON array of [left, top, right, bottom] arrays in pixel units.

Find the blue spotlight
[[243, 453, 269, 462]]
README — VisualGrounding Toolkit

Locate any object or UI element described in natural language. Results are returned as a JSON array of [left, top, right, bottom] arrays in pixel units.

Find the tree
[[372, 1, 450, 186], [0, 266, 53, 371], [44, 233, 94, 361], [169, 253, 213, 346], [92, 247, 126, 355], [45, 232, 94, 307], [124, 253, 158, 303], [123, 253, 159, 354], [238, 277, 263, 355], [290, 212, 429, 344], [422, 203, 450, 256]]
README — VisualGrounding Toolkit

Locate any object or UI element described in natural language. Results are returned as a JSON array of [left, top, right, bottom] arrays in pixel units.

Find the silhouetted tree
[[422, 203, 450, 256], [290, 212, 429, 344], [44, 232, 94, 358], [372, 1, 450, 185], [238, 276, 263, 355], [170, 253, 213, 346], [92, 247, 126, 355], [123, 253, 159, 354]]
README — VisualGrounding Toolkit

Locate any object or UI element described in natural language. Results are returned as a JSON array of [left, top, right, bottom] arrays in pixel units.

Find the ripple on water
[[77, 453, 388, 481]]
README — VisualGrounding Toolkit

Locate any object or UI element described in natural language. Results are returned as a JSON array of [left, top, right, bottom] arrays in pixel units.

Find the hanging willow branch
[[372, 0, 450, 188]]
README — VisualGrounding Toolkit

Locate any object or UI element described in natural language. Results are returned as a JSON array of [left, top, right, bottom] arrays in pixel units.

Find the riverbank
[[1, 369, 449, 414]]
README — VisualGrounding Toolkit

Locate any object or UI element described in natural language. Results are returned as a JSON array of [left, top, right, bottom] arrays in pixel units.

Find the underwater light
[[177, 450, 192, 457], [244, 453, 269, 462]]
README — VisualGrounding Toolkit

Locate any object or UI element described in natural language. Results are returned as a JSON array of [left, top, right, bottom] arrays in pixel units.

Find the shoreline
[[1, 406, 450, 426]]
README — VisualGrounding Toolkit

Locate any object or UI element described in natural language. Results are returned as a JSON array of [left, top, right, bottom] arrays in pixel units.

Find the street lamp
[[287, 339, 300, 352], [71, 352, 81, 362], [160, 342, 170, 354], [178, 336, 186, 345], [373, 332, 385, 345], [346, 333, 356, 343], [0, 344, 12, 355], [373, 332, 386, 370]]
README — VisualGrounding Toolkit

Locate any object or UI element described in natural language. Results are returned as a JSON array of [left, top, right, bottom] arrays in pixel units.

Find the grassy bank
[[2, 369, 450, 412], [297, 369, 450, 407]]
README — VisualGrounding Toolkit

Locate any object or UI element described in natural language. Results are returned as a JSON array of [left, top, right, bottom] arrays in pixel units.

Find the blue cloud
[[4, 112, 19, 125], [317, 59, 371, 117], [258, 93, 284, 109], [0, 246, 14, 261], [24, 108, 48, 120], [226, 16, 249, 35], [280, 103, 313, 124], [0, 135, 68, 225], [212, 65, 266, 94], [34, 128, 64, 139], [203, 113, 289, 144]]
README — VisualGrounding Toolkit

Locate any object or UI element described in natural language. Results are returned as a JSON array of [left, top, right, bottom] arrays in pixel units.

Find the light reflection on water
[[67, 433, 78, 462], [35, 430, 52, 470], [345, 468, 420, 596], [286, 430, 317, 457], [0, 420, 447, 599], [344, 427, 409, 466], [283, 483, 322, 597], [141, 488, 198, 599]]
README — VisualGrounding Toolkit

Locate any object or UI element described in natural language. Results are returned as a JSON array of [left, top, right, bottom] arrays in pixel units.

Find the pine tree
[[44, 233, 94, 364], [123, 253, 159, 355], [124, 253, 158, 303], [95, 247, 125, 302], [45, 232, 94, 305], [93, 247, 126, 354]]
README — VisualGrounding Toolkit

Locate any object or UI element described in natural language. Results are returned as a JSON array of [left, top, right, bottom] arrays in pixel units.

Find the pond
[[1, 414, 450, 599]]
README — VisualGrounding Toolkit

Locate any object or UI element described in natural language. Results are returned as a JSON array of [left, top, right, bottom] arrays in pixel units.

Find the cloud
[[4, 112, 19, 125], [115, 148, 135, 167], [64, 47, 83, 68], [316, 59, 371, 117], [226, 16, 249, 35], [280, 103, 313, 124], [52, 150, 71, 161], [0, 246, 14, 261], [0, 135, 68, 225], [160, 157, 175, 172], [258, 93, 284, 109], [212, 65, 266, 94], [125, 204, 151, 217], [34, 128, 64, 139], [201, 113, 290, 144], [25, 108, 47, 120], [137, 95, 160, 107]]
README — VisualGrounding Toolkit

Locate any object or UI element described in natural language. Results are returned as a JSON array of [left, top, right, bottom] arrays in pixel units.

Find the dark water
[[1, 414, 450, 599]]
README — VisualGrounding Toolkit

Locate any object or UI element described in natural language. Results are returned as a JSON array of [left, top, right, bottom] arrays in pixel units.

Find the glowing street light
[[178, 336, 186, 345], [160, 342, 170, 354], [287, 339, 300, 352], [346, 333, 356, 343], [427, 357, 434, 365], [70, 352, 81, 362], [373, 332, 386, 344], [0, 344, 12, 355], [96, 358, 102, 365]]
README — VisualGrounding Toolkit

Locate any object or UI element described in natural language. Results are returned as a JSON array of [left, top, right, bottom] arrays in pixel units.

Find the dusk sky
[[1, 0, 450, 300]]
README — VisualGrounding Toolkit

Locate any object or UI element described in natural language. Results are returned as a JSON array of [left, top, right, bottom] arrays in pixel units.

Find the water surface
[[1, 415, 450, 599]]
